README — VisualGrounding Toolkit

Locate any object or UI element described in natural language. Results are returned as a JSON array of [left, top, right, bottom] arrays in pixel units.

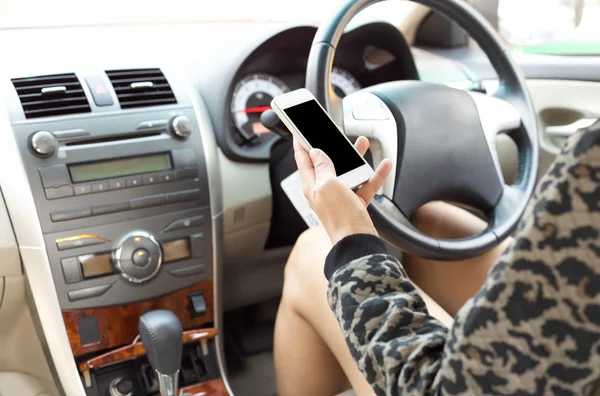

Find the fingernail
[[309, 149, 323, 162]]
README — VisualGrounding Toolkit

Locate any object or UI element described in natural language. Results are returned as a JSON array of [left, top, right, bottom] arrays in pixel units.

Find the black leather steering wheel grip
[[139, 310, 183, 375]]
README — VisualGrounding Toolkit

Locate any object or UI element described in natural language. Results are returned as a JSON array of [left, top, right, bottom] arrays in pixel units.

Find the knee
[[281, 227, 332, 304]]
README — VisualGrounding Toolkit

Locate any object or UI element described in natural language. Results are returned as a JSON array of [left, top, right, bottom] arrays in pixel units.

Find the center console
[[1, 68, 229, 395], [14, 107, 211, 310]]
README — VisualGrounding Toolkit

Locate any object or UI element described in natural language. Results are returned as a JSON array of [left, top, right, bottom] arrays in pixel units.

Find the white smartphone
[[271, 88, 374, 189]]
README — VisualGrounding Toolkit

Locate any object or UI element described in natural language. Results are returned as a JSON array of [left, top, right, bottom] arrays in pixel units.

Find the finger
[[356, 159, 393, 206], [293, 139, 306, 153], [309, 148, 337, 187], [354, 136, 370, 157], [293, 140, 316, 195]]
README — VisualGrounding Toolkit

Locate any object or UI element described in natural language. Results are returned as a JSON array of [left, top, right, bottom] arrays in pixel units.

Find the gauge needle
[[236, 106, 271, 114]]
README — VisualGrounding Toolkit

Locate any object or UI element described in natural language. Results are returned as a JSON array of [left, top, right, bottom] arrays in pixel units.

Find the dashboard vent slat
[[106, 68, 177, 109], [11, 73, 91, 119]]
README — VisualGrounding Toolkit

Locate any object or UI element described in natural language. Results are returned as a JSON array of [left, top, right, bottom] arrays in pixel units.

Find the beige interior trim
[[526, 79, 600, 154], [0, 277, 58, 395], [0, 372, 54, 396], [0, 159, 57, 395], [0, 88, 85, 395], [219, 150, 274, 264], [349, 2, 430, 44], [0, 190, 21, 277]]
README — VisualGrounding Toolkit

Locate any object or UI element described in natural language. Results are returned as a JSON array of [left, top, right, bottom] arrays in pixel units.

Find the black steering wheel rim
[[306, 0, 539, 260]]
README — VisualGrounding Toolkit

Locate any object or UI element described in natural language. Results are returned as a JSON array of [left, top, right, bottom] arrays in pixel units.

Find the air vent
[[11, 73, 91, 119], [106, 69, 177, 109]]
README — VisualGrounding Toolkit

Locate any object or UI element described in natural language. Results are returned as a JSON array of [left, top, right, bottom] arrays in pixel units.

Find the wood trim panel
[[63, 280, 214, 356], [179, 378, 229, 396], [78, 328, 217, 372]]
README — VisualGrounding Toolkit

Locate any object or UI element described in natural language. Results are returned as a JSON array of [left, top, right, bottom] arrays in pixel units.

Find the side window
[[498, 0, 600, 55]]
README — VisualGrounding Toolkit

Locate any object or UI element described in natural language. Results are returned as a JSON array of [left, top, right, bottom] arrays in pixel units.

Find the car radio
[[12, 105, 213, 310]]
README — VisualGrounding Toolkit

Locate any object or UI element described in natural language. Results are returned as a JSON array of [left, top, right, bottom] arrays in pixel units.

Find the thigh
[[282, 227, 455, 395], [282, 227, 376, 396], [404, 201, 513, 316]]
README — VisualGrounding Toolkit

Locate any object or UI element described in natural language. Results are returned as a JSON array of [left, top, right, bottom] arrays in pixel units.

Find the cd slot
[[65, 131, 162, 146]]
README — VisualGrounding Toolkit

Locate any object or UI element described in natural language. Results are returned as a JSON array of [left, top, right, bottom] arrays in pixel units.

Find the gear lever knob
[[139, 310, 183, 396]]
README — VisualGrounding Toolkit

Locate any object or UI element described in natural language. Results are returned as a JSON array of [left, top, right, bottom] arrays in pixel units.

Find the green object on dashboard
[[69, 153, 172, 183], [514, 40, 600, 56]]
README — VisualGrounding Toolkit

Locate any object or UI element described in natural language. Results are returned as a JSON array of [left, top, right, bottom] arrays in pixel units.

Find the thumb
[[309, 149, 336, 186]]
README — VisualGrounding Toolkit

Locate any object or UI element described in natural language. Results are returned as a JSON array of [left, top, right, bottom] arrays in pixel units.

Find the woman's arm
[[326, 236, 449, 395], [323, 128, 600, 395]]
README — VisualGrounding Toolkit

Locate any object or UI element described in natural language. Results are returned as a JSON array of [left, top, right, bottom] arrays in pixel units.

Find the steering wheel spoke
[[469, 92, 522, 185], [343, 91, 397, 198]]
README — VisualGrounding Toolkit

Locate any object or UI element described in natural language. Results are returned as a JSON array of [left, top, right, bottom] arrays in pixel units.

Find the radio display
[[69, 153, 172, 183]]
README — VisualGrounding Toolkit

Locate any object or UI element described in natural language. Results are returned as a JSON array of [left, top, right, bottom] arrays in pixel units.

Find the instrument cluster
[[230, 68, 361, 140]]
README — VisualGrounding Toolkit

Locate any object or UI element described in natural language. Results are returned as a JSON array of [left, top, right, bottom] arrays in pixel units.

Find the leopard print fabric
[[328, 127, 600, 395]]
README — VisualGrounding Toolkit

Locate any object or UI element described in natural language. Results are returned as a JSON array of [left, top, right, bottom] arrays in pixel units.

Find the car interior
[[0, 0, 599, 395]]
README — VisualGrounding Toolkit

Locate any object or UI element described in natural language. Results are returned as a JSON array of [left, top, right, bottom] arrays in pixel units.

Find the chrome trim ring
[[112, 230, 163, 284]]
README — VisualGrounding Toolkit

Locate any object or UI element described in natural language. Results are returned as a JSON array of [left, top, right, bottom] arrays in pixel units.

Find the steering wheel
[[305, 0, 539, 260]]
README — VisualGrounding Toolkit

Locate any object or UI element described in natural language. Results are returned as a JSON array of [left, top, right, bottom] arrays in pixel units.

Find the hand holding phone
[[271, 88, 374, 189], [292, 136, 392, 245], [272, 88, 393, 245]]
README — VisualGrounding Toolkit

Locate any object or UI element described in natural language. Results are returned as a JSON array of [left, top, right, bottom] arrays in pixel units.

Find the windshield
[[0, 0, 350, 28]]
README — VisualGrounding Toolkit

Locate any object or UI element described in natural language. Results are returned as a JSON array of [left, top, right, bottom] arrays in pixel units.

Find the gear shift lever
[[139, 311, 183, 396]]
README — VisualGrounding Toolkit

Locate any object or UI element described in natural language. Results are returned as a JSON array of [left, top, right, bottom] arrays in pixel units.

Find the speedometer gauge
[[231, 73, 290, 140], [331, 67, 361, 98]]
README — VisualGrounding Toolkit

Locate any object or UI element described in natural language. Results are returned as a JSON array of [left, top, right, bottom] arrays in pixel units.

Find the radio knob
[[170, 115, 192, 139], [30, 131, 58, 157], [113, 231, 163, 284]]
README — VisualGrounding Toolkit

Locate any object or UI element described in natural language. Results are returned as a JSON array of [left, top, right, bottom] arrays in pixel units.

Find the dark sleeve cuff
[[324, 234, 387, 280]]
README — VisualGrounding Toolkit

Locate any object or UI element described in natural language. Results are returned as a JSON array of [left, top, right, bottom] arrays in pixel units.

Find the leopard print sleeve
[[327, 126, 600, 395]]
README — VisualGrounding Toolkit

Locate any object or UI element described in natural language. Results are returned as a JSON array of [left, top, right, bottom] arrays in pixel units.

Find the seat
[[0, 372, 54, 396]]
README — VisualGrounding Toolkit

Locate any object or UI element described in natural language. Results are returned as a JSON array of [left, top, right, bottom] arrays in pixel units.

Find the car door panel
[[423, 47, 600, 177]]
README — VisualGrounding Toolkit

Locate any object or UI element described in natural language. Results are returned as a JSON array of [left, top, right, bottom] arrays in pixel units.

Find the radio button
[[30, 131, 58, 157], [51, 207, 92, 222], [137, 120, 168, 130], [85, 76, 114, 107], [132, 249, 150, 267], [168, 264, 207, 278], [92, 201, 130, 216], [109, 178, 126, 190], [126, 176, 142, 188], [57, 236, 106, 251], [61, 257, 82, 284], [166, 188, 200, 204], [68, 283, 114, 302], [40, 165, 70, 188], [162, 215, 204, 232], [92, 182, 109, 193], [113, 231, 162, 284], [159, 171, 177, 183], [142, 173, 160, 185], [172, 147, 196, 168], [74, 184, 92, 196], [190, 233, 205, 257], [170, 115, 193, 139], [45, 186, 74, 200], [130, 194, 166, 210], [176, 168, 198, 180], [53, 129, 89, 141]]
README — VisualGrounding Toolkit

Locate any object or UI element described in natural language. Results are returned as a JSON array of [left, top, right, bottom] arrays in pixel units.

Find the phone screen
[[283, 100, 365, 176]]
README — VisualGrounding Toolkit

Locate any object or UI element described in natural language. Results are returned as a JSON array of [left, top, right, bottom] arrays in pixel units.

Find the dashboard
[[221, 24, 420, 161], [0, 16, 477, 396]]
